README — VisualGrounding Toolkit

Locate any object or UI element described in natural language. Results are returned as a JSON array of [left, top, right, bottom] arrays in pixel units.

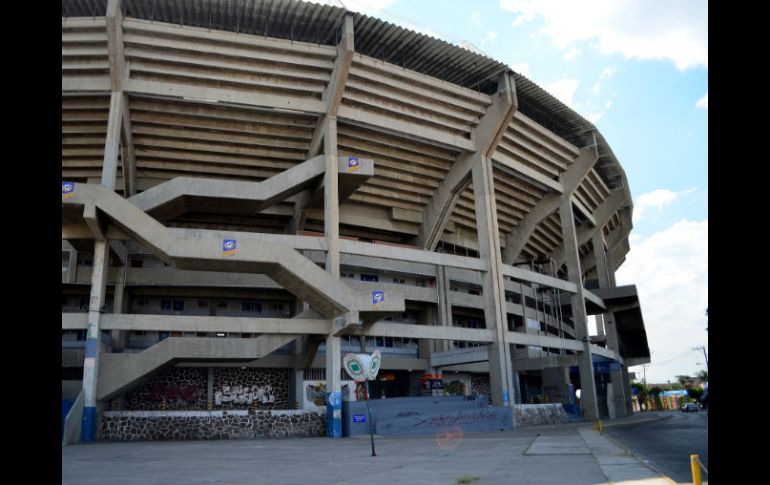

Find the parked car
[[681, 402, 699, 413]]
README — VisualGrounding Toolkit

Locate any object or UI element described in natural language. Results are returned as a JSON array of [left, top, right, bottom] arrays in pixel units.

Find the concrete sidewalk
[[62, 419, 677, 485]]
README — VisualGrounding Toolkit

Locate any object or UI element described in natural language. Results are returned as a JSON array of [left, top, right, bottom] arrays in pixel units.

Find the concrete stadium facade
[[61, 0, 650, 442]]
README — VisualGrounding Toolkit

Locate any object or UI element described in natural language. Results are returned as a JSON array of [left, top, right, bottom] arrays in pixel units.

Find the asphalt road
[[605, 410, 708, 484]]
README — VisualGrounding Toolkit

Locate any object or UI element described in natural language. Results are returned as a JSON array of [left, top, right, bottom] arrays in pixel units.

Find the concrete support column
[[207, 367, 214, 409], [63, 241, 78, 283], [593, 232, 628, 418], [323, 115, 342, 438], [621, 364, 633, 415], [559, 198, 599, 421], [435, 266, 453, 352], [81, 240, 110, 442], [418, 307, 434, 358], [290, 336, 305, 410], [100, 91, 123, 190], [110, 258, 129, 350], [471, 155, 513, 407]]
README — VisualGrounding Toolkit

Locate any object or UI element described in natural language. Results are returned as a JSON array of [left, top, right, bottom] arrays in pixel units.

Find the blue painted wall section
[[326, 392, 342, 438], [81, 406, 97, 442]]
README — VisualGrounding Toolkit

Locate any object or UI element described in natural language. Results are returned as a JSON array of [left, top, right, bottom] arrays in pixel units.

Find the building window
[[360, 274, 379, 282], [173, 300, 184, 312], [242, 301, 262, 314], [198, 300, 208, 308], [130, 258, 143, 268], [392, 278, 405, 284], [273, 303, 284, 311], [468, 289, 480, 295], [135, 297, 147, 307], [161, 300, 171, 311]]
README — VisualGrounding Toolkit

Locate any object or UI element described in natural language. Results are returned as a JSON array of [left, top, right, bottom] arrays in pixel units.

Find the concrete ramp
[[97, 335, 295, 401], [127, 156, 373, 220], [63, 184, 354, 317]]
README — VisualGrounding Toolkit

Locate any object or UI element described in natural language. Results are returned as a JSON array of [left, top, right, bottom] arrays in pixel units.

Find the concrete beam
[[431, 346, 490, 367], [307, 15, 354, 159], [511, 354, 578, 371], [120, 93, 136, 197], [99, 313, 330, 334], [550, 189, 627, 269], [502, 145, 597, 264], [106, 0, 125, 91], [416, 72, 517, 250], [83, 204, 106, 241], [100, 92, 123, 191]]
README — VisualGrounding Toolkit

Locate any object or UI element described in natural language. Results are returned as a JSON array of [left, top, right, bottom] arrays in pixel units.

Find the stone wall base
[[100, 410, 326, 441], [513, 404, 570, 427]]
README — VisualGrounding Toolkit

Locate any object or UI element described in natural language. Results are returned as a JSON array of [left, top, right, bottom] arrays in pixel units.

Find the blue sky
[[319, 0, 708, 384]]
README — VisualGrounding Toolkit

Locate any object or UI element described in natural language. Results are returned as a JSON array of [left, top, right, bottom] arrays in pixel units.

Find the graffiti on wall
[[303, 380, 357, 409], [214, 385, 275, 406], [146, 384, 201, 404]]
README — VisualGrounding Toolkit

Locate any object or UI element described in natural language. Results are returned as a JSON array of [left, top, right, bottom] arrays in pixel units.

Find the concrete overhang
[[594, 285, 651, 362]]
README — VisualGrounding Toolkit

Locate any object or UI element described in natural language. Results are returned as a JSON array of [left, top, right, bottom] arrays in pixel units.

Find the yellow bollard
[[598, 420, 603, 433], [690, 455, 702, 485]]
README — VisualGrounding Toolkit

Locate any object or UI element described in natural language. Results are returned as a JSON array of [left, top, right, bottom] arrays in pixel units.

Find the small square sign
[[347, 156, 360, 173], [62, 181, 75, 200], [353, 414, 366, 423], [222, 239, 237, 257], [372, 290, 384, 305]]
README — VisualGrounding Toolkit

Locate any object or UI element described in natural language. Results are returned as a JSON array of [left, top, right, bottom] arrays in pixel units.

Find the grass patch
[[455, 475, 480, 485]]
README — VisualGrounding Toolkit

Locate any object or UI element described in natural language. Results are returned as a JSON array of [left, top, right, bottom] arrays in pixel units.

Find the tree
[[687, 388, 704, 401], [696, 369, 708, 382], [676, 375, 692, 388]]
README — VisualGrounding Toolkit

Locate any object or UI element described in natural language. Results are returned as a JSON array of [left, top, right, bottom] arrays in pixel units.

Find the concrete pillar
[[63, 241, 78, 283], [81, 240, 110, 442], [471, 155, 513, 407], [622, 364, 633, 415], [593, 232, 628, 418], [207, 367, 214, 409], [559, 198, 599, 421], [436, 265, 453, 352], [290, 336, 304, 410], [542, 367, 572, 405], [110, 258, 129, 350], [100, 92, 123, 190], [323, 114, 342, 438]]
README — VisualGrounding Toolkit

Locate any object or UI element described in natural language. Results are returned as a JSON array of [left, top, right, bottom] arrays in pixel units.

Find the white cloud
[[481, 31, 500, 46], [605, 99, 613, 110], [543, 78, 580, 107], [592, 67, 615, 94], [696, 92, 708, 109], [563, 45, 581, 60], [510, 62, 532, 79], [584, 111, 605, 123], [500, 0, 708, 70], [633, 188, 697, 222], [471, 11, 482, 29], [617, 220, 708, 383]]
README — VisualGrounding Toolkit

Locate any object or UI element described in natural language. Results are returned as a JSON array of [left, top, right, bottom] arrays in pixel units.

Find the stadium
[[61, 0, 650, 442]]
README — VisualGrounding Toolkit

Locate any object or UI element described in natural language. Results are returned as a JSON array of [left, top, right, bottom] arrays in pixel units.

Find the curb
[[600, 430, 678, 485], [602, 413, 672, 429]]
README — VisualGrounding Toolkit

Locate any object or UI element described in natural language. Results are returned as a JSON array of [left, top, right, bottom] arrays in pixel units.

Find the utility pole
[[693, 346, 708, 372]]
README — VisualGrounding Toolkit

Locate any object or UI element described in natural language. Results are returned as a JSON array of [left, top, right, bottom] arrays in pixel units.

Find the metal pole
[[364, 380, 376, 456]]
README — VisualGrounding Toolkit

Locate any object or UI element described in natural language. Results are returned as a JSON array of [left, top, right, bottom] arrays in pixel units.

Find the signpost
[[343, 349, 381, 456]]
